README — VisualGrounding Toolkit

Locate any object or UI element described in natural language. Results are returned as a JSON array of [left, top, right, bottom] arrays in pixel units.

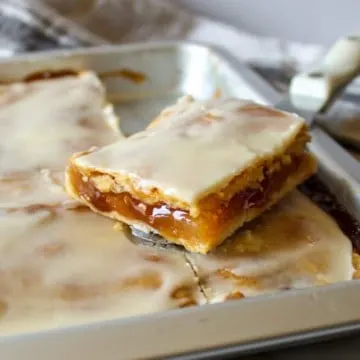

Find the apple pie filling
[[68, 150, 314, 252]]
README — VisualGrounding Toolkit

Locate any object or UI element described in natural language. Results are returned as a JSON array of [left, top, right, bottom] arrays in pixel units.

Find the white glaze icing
[[187, 191, 353, 302], [0, 72, 122, 208], [74, 96, 305, 204], [0, 72, 121, 177], [0, 209, 202, 335], [0, 171, 69, 209]]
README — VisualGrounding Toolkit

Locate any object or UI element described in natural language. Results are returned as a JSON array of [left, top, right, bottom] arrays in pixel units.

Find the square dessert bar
[[66, 96, 317, 253]]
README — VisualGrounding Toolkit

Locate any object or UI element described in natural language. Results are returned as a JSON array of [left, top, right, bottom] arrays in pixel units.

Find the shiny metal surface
[[0, 42, 276, 136], [124, 224, 182, 251], [0, 42, 360, 360], [276, 94, 360, 153], [276, 96, 318, 125], [276, 88, 353, 127]]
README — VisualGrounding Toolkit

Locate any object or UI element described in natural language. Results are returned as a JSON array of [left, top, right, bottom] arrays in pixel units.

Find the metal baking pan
[[1, 42, 360, 360]]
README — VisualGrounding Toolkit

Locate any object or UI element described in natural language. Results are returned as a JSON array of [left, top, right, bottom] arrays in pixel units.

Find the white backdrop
[[177, 0, 360, 45]]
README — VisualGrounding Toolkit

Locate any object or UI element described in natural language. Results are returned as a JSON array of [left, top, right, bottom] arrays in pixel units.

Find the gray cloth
[[0, 0, 102, 54]]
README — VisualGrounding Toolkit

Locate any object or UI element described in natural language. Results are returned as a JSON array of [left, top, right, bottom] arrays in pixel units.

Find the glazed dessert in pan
[[0, 71, 121, 209], [186, 190, 354, 302], [0, 80, 358, 336], [66, 96, 316, 253], [0, 76, 202, 335], [0, 207, 202, 335], [0, 186, 356, 335]]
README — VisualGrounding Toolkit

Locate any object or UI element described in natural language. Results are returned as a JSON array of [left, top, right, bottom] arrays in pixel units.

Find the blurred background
[[45, 0, 360, 45], [5, 0, 360, 92], [177, 0, 360, 45], [6, 0, 358, 95]]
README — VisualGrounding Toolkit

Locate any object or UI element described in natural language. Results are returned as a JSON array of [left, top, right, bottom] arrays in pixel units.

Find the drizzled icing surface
[[187, 191, 353, 302], [0, 72, 120, 177], [0, 72, 121, 208], [0, 208, 202, 335], [0, 72, 204, 336], [0, 171, 68, 209], [0, 80, 355, 337], [74, 96, 305, 204]]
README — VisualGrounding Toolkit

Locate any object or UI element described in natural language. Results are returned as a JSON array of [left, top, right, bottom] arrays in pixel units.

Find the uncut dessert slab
[[0, 67, 204, 335], [1, 43, 360, 360], [0, 71, 121, 209]]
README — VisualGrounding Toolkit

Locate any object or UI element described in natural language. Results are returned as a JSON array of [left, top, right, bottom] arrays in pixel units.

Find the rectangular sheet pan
[[0, 42, 360, 360]]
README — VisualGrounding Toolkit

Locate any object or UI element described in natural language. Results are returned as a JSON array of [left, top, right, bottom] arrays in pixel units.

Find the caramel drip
[[24, 70, 78, 82]]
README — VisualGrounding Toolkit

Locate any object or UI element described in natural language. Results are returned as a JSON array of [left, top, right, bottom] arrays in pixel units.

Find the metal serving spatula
[[125, 36, 360, 248], [277, 36, 360, 128], [123, 225, 182, 250]]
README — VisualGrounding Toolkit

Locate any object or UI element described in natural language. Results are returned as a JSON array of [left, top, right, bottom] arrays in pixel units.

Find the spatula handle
[[290, 36, 360, 112]]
